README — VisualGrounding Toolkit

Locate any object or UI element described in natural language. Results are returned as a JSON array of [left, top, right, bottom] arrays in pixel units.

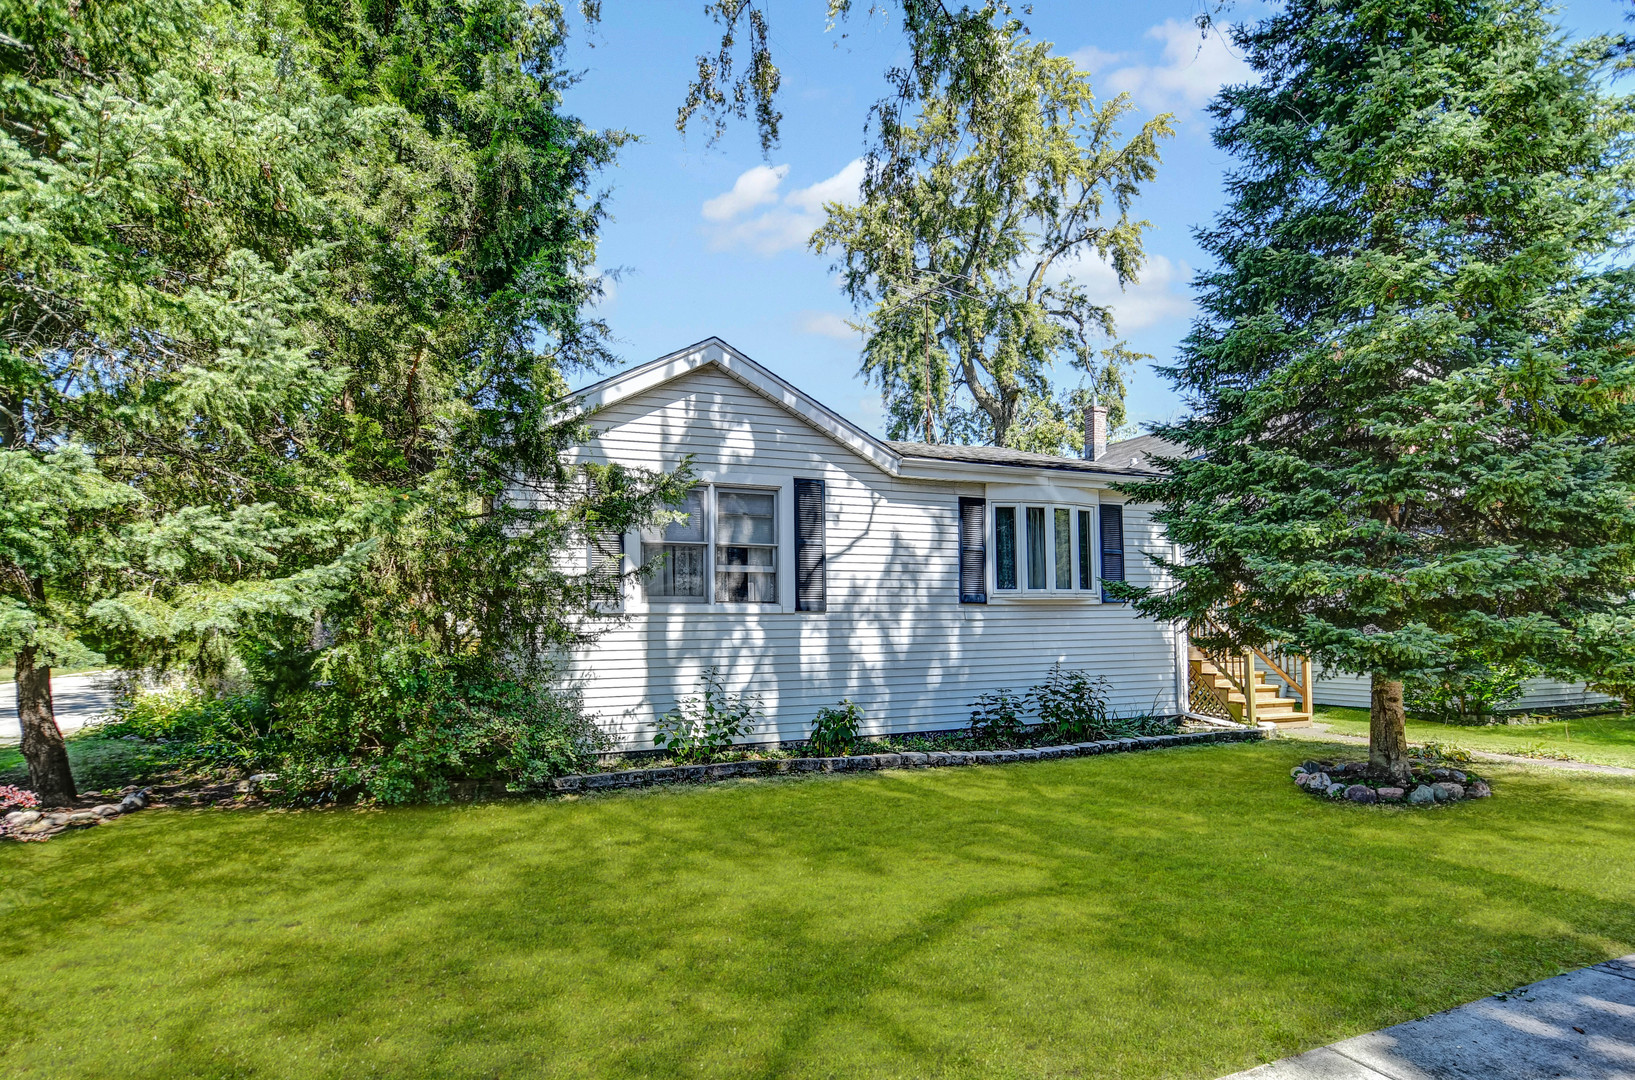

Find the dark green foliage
[[808, 700, 865, 757], [95, 650, 611, 804], [1120, 0, 1635, 757], [1405, 660, 1536, 725], [968, 689, 1029, 747], [1033, 663, 1115, 741], [653, 669, 762, 764]]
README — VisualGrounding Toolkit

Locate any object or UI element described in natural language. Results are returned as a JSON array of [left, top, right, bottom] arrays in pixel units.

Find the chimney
[[1084, 405, 1108, 461]]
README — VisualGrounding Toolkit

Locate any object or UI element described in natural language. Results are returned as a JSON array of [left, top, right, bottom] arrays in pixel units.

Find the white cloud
[[702, 159, 866, 256], [701, 164, 788, 222], [1100, 19, 1254, 115], [1068, 45, 1125, 75], [1057, 251, 1195, 332], [796, 310, 861, 342]]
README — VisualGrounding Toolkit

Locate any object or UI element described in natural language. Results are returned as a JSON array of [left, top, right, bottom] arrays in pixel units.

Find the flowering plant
[[0, 785, 40, 811]]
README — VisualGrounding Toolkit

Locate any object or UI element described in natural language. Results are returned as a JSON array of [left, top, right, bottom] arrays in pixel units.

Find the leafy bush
[[1034, 663, 1116, 741], [969, 689, 1030, 747], [808, 700, 864, 756], [654, 669, 762, 763], [1405, 660, 1535, 724], [97, 647, 613, 805]]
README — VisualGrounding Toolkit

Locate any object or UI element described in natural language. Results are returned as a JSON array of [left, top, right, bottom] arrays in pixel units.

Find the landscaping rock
[[875, 753, 903, 769], [64, 811, 100, 826], [1301, 760, 1323, 773], [1449, 770, 1468, 783], [1409, 785, 1438, 805], [1291, 766, 1309, 778], [119, 791, 147, 812], [1469, 781, 1493, 798], [1377, 787, 1406, 801], [1015, 749, 1041, 761], [1326, 783, 1346, 798], [899, 753, 927, 767], [1344, 785, 1378, 804], [90, 804, 121, 818], [992, 751, 1020, 764], [1435, 782, 1465, 802], [1301, 772, 1331, 791], [4, 810, 41, 828]]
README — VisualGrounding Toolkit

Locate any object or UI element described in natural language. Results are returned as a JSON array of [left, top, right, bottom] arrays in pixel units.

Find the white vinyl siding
[[1312, 666, 1615, 712], [560, 366, 1183, 748]]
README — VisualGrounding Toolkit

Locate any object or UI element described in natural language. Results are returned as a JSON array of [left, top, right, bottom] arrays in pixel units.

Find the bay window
[[991, 500, 1101, 596]]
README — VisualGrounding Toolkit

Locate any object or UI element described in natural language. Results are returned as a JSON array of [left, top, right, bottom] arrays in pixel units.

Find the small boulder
[[1469, 781, 1492, 798], [1409, 785, 1438, 805], [1344, 784, 1378, 803], [1435, 782, 1465, 802], [1326, 783, 1346, 798], [90, 804, 121, 818], [64, 811, 100, 826], [1449, 770, 1468, 783], [3, 810, 41, 828], [1376, 787, 1406, 801], [1301, 760, 1323, 774], [1300, 771, 1331, 791], [1290, 766, 1308, 778]]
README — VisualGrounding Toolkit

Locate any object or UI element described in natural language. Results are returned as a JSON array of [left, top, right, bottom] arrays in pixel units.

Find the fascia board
[[894, 455, 1156, 487]]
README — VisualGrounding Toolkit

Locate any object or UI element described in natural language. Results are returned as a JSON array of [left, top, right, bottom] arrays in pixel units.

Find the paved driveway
[[0, 672, 120, 745]]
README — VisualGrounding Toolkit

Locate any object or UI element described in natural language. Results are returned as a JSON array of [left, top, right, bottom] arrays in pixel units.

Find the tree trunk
[[14, 646, 75, 805], [1369, 674, 1411, 783]]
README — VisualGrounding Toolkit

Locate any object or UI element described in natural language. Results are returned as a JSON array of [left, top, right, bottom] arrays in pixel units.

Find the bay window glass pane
[[1054, 508, 1071, 589], [716, 491, 775, 544], [995, 507, 1017, 590], [1078, 510, 1093, 589], [643, 542, 706, 600], [1026, 507, 1047, 589], [663, 488, 706, 543]]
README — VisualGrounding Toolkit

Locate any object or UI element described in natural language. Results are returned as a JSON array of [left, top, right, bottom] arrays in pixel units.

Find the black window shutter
[[1099, 503, 1125, 602], [794, 478, 826, 612], [590, 529, 625, 607], [958, 497, 987, 604]]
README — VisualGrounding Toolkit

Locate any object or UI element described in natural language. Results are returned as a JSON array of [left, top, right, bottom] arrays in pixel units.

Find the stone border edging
[[550, 728, 1265, 793]]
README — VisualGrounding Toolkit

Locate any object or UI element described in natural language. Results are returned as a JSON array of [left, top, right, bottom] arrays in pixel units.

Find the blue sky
[[560, 1, 1628, 438]]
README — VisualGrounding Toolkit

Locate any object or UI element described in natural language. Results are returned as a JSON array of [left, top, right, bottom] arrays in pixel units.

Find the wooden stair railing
[[1188, 620, 1314, 727]]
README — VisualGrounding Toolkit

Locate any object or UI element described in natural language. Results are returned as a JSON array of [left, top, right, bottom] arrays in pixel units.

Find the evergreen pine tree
[[1122, 0, 1635, 780]]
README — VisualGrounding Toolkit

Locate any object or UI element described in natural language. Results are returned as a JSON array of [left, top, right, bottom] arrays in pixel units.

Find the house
[[554, 337, 1201, 749]]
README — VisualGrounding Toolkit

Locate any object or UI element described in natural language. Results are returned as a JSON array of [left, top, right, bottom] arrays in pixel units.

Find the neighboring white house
[[554, 337, 1191, 749], [1312, 666, 1614, 713]]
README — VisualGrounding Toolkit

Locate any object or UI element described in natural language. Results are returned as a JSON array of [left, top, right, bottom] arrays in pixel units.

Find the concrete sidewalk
[[1220, 956, 1635, 1079]]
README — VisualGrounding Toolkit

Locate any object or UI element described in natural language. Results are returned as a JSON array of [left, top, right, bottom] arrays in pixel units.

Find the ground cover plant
[[1, 741, 1632, 1079], [1314, 706, 1635, 771]]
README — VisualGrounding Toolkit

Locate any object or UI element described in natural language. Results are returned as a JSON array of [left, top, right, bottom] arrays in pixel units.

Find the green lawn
[[0, 735, 171, 792], [1314, 705, 1635, 770], [4, 742, 1634, 1080]]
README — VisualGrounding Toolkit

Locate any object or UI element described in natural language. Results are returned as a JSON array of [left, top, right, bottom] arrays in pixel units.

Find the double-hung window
[[991, 500, 1101, 596], [639, 485, 783, 606], [643, 487, 708, 601], [715, 489, 777, 602]]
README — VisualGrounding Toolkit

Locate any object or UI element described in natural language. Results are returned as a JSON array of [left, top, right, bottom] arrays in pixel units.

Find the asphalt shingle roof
[[885, 434, 1191, 476]]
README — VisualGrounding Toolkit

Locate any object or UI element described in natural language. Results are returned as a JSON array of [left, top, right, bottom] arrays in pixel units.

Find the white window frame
[[987, 497, 1103, 602], [627, 476, 794, 613]]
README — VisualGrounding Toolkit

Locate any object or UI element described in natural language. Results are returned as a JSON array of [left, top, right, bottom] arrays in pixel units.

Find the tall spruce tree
[[1, 0, 680, 804], [1121, 0, 1635, 780]]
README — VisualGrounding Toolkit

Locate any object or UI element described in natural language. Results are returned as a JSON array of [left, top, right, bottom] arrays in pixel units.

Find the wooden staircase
[[1189, 646, 1314, 728]]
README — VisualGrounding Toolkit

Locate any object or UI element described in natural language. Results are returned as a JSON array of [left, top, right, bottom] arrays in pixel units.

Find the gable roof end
[[561, 337, 903, 476]]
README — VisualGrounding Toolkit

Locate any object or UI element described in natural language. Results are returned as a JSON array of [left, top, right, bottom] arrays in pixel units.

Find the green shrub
[[654, 669, 761, 763], [1033, 663, 1116, 741], [95, 648, 612, 805], [969, 689, 1029, 747], [808, 700, 864, 756], [1405, 660, 1535, 724]]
